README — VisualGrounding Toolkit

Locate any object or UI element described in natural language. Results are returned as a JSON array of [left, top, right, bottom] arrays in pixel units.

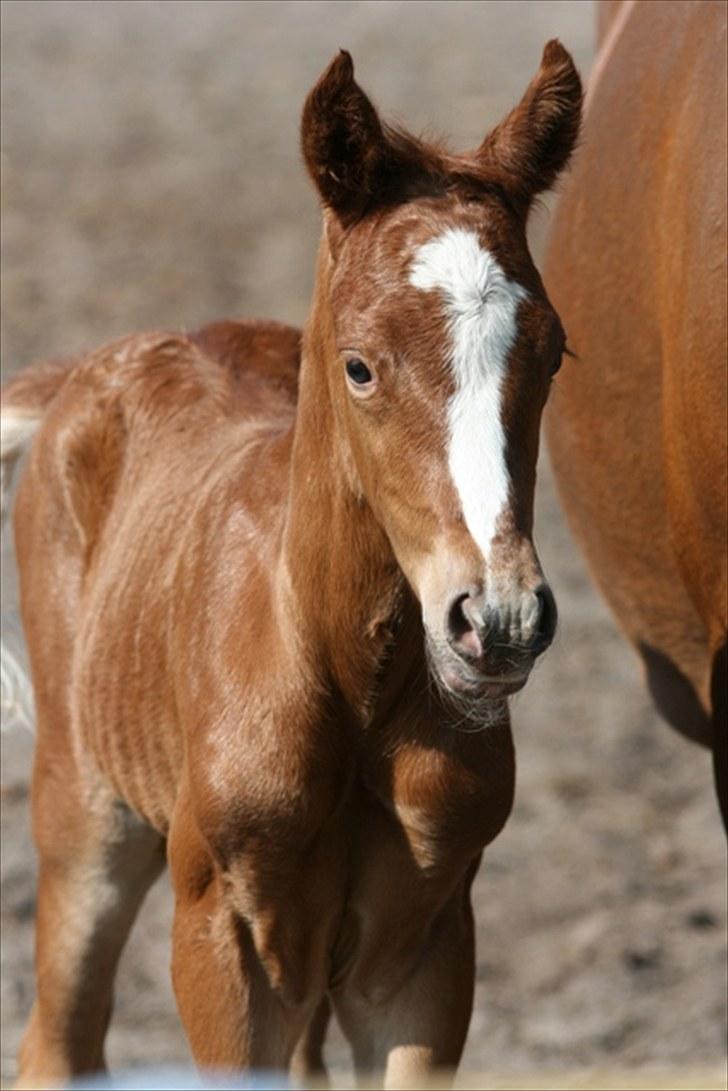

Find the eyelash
[[551, 342, 575, 378]]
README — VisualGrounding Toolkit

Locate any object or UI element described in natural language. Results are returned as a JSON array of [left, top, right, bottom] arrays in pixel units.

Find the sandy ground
[[1, 1, 726, 1086]]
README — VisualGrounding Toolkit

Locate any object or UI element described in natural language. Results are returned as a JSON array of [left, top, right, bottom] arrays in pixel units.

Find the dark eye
[[346, 358, 373, 385], [550, 354, 563, 378]]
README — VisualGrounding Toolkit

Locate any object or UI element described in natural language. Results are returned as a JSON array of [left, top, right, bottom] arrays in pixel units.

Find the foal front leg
[[329, 794, 482, 1091], [168, 789, 343, 1074], [333, 874, 477, 1090]]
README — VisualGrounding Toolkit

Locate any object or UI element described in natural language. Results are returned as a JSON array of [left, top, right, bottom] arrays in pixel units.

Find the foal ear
[[477, 40, 582, 212], [301, 51, 387, 226]]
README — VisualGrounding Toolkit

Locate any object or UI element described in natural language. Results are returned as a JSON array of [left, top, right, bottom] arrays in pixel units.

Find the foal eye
[[346, 358, 373, 385]]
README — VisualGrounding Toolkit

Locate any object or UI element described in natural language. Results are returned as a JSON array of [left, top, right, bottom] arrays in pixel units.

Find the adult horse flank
[[544, 0, 727, 827], [0, 44, 581, 1089]]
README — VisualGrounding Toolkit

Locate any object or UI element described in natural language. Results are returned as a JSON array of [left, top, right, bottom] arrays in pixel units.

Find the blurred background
[[1, 1, 725, 1086]]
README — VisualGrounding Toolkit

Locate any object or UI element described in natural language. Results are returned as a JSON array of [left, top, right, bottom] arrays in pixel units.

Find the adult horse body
[[544, 0, 727, 822], [1, 46, 581, 1088]]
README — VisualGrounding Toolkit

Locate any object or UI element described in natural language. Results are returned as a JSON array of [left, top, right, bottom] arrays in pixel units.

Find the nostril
[[533, 585, 558, 654], [446, 592, 483, 659]]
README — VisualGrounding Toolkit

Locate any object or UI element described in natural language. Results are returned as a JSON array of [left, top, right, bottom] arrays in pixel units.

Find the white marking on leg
[[409, 228, 527, 560]]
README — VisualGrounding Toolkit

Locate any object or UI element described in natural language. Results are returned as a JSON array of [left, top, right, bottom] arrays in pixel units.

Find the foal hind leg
[[17, 741, 165, 1086], [290, 995, 332, 1085]]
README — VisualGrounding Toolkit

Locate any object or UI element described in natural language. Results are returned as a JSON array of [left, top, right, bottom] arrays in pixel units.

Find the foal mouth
[[425, 633, 531, 715], [440, 665, 529, 700]]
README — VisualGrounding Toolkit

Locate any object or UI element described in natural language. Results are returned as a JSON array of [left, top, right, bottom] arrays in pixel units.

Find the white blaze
[[409, 228, 527, 560]]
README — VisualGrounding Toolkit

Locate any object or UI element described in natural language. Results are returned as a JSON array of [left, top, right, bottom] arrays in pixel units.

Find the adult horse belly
[[543, 0, 727, 742], [655, 10, 727, 650]]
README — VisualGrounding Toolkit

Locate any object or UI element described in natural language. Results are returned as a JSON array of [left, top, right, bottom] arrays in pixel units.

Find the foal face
[[302, 44, 582, 703], [331, 200, 565, 699]]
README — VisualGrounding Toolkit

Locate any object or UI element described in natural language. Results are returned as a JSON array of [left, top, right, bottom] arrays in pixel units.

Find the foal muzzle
[[431, 582, 558, 699]]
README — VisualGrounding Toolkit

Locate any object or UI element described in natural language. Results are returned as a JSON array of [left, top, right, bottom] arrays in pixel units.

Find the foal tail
[[1, 357, 73, 517], [1, 357, 74, 731]]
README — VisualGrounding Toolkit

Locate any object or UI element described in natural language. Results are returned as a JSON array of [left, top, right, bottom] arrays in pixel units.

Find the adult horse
[[1, 44, 581, 1088], [544, 0, 727, 824]]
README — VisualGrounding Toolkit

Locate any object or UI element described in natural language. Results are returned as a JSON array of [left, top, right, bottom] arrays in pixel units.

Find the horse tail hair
[[1, 357, 74, 518], [0, 613, 35, 734], [1, 357, 75, 732]]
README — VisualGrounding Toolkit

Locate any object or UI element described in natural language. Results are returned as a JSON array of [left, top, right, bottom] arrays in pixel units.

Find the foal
[[1, 44, 581, 1088]]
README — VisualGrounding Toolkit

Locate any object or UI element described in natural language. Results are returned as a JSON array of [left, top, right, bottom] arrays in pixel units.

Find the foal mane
[[367, 122, 513, 214]]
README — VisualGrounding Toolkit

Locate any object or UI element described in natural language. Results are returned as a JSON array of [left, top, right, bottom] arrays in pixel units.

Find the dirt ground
[[1, 1, 726, 1087]]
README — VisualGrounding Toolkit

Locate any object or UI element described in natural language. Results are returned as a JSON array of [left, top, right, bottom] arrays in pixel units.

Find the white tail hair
[[1, 610, 35, 732], [1, 407, 41, 513], [1, 405, 42, 732]]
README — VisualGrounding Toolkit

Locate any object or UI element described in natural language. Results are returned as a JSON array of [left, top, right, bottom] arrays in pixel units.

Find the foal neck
[[281, 240, 408, 714]]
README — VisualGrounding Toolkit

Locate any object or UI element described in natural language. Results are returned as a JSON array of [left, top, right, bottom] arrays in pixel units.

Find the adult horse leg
[[17, 728, 165, 1086], [711, 638, 727, 829]]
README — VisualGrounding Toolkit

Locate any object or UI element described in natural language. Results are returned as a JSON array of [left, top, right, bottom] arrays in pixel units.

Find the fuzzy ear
[[477, 40, 582, 211], [301, 51, 387, 226]]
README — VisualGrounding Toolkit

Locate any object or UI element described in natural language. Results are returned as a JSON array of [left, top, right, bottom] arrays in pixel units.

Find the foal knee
[[170, 798, 341, 1015], [221, 844, 341, 1010]]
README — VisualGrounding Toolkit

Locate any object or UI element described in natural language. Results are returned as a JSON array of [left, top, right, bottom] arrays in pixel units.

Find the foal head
[[301, 45, 582, 707]]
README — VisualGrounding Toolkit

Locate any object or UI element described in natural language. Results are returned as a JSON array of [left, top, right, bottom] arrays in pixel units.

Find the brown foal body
[[2, 45, 582, 1088]]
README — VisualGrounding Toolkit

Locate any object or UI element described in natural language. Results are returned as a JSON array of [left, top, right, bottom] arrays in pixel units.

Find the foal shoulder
[[188, 318, 302, 405], [17, 320, 300, 564], [59, 318, 302, 425], [17, 332, 208, 556]]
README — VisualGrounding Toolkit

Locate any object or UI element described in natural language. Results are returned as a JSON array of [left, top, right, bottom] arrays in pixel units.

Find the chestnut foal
[[1, 45, 581, 1088]]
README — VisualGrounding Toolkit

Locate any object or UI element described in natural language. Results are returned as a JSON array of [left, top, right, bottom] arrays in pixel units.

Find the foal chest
[[358, 718, 515, 874]]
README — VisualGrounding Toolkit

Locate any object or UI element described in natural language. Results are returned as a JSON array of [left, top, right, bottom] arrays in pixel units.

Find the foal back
[[8, 320, 301, 828]]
